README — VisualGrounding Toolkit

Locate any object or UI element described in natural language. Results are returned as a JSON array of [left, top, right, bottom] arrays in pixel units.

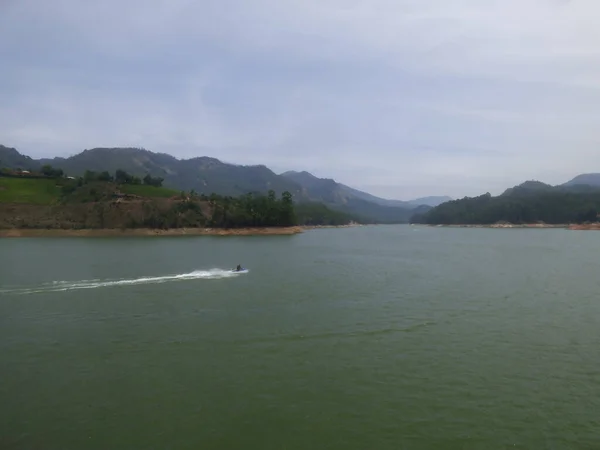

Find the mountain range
[[0, 145, 448, 223]]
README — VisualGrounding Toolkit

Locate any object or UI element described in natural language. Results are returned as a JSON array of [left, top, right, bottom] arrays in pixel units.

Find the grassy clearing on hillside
[[0, 177, 179, 205], [0, 177, 61, 204], [119, 184, 179, 198]]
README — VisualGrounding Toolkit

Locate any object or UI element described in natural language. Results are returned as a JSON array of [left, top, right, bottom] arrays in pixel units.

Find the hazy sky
[[2, 0, 600, 199]]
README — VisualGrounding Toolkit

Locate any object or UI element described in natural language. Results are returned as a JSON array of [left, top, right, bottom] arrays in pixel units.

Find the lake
[[1, 226, 600, 449]]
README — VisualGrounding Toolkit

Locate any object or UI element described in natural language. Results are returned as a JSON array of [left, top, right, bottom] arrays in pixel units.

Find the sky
[[2, 0, 600, 200]]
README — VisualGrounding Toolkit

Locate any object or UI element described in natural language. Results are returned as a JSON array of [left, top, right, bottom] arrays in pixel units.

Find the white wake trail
[[0, 269, 247, 295]]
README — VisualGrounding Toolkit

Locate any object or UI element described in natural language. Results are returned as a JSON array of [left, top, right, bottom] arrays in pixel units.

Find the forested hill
[[411, 181, 600, 225], [0, 145, 427, 223]]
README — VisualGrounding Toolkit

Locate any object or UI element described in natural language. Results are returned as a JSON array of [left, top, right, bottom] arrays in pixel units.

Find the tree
[[143, 174, 164, 187], [279, 191, 296, 226], [41, 164, 53, 176], [115, 169, 133, 184], [98, 171, 113, 182], [83, 170, 98, 183], [41, 164, 63, 178]]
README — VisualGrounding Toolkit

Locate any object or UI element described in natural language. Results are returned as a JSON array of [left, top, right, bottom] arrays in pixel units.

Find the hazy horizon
[[2, 1, 600, 199]]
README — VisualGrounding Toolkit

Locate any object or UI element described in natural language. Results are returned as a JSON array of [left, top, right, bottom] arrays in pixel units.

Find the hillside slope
[[0, 174, 356, 229]]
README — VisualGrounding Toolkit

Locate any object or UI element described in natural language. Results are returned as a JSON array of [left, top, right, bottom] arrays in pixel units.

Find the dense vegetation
[[204, 191, 295, 228], [411, 182, 600, 225], [0, 165, 356, 229]]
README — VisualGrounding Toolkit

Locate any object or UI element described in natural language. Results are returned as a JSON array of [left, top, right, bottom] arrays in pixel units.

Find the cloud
[[1, 0, 600, 199]]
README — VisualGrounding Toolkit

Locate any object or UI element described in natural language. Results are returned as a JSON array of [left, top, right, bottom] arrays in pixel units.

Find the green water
[[1, 226, 600, 449]]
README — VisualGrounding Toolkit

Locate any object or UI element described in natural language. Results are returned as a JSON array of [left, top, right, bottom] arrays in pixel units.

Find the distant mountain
[[336, 184, 412, 207], [563, 173, 600, 187], [306, 178, 450, 208], [406, 196, 452, 207], [281, 170, 426, 223], [281, 170, 434, 207], [0, 146, 426, 223], [281, 170, 410, 205], [501, 180, 554, 197], [0, 145, 40, 171]]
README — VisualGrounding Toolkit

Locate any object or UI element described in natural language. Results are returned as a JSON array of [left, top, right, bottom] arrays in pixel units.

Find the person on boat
[[236, 264, 242, 271]]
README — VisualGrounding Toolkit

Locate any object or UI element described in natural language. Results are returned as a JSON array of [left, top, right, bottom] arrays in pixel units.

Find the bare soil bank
[[567, 223, 600, 230]]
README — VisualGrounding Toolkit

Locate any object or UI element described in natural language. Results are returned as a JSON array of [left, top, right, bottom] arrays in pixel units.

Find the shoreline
[[301, 223, 363, 230], [424, 223, 567, 228], [0, 224, 364, 238], [414, 223, 600, 230], [2, 222, 599, 237]]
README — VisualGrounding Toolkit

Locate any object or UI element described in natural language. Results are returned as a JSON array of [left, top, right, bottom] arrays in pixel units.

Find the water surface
[[1, 226, 600, 449]]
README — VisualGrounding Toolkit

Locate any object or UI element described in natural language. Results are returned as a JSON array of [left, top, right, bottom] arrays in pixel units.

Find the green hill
[[0, 177, 63, 204], [0, 174, 180, 205]]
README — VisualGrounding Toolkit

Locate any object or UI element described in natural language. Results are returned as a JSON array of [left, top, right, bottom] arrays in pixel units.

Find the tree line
[[204, 190, 296, 228], [83, 169, 164, 187], [125, 190, 355, 230], [0, 161, 166, 189]]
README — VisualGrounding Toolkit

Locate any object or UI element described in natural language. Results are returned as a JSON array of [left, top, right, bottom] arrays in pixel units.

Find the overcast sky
[[2, 0, 599, 199]]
